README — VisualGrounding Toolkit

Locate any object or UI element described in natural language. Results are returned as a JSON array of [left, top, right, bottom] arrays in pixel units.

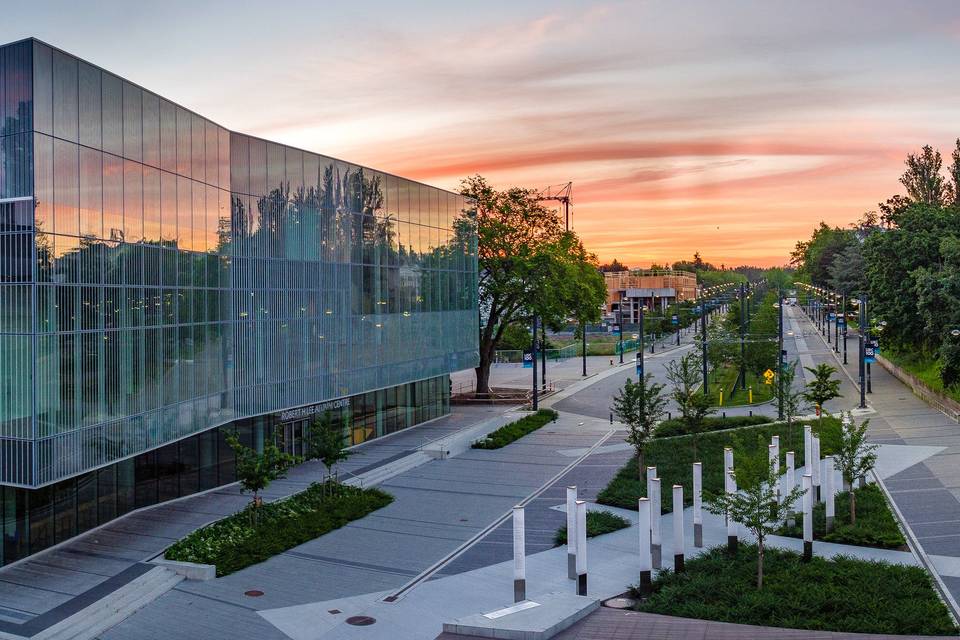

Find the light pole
[[532, 315, 539, 411], [581, 320, 587, 377], [701, 300, 709, 395], [618, 301, 624, 365], [651, 293, 658, 353], [858, 296, 866, 409], [639, 306, 645, 379], [778, 289, 784, 420], [675, 295, 681, 346], [842, 293, 848, 365], [833, 293, 839, 353], [739, 282, 746, 392]]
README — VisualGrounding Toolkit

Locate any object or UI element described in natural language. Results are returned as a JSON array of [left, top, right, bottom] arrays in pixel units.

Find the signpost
[[763, 369, 775, 385], [635, 351, 643, 377], [522, 350, 533, 368]]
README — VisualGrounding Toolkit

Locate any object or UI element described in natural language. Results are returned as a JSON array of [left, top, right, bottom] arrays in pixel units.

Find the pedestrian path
[[789, 304, 960, 613], [0, 404, 516, 639]]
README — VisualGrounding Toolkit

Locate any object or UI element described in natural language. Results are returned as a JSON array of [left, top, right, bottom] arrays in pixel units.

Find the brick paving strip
[[438, 607, 948, 640]]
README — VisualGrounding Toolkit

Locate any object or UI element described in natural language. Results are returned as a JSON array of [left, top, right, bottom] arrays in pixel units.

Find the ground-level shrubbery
[[472, 409, 558, 449], [778, 483, 906, 549], [598, 418, 840, 513], [633, 545, 956, 635], [165, 483, 392, 576], [653, 414, 772, 438], [553, 510, 630, 546]]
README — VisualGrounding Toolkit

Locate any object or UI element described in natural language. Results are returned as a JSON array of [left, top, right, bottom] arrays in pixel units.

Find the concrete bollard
[[638, 497, 652, 596], [785, 451, 796, 527], [575, 500, 587, 596], [802, 473, 813, 561], [651, 478, 662, 569], [566, 486, 577, 580], [811, 434, 821, 503], [673, 485, 685, 572], [804, 425, 812, 476], [824, 456, 836, 532], [513, 506, 526, 602], [768, 444, 780, 504], [693, 462, 703, 547], [726, 470, 738, 553]]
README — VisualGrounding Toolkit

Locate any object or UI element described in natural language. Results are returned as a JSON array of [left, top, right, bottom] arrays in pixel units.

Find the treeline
[[599, 253, 790, 289], [792, 140, 960, 387]]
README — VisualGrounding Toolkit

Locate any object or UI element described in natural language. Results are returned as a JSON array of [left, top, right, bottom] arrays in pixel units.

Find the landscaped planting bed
[[653, 414, 772, 438], [598, 418, 841, 513], [471, 409, 559, 449], [553, 510, 630, 546], [165, 483, 393, 576], [634, 545, 956, 635], [778, 483, 906, 549]]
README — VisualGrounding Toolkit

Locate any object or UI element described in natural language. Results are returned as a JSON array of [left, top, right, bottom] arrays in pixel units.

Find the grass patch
[[653, 415, 773, 438], [777, 484, 906, 549], [472, 409, 558, 449], [554, 510, 630, 546], [164, 483, 392, 576], [883, 347, 960, 404], [634, 545, 956, 635], [597, 418, 841, 513], [709, 364, 774, 407]]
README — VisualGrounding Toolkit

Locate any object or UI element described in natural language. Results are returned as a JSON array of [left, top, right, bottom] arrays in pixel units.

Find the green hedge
[[635, 545, 956, 635], [598, 418, 840, 512], [554, 510, 630, 546], [165, 483, 393, 576], [472, 409, 559, 449], [777, 484, 905, 549], [653, 415, 773, 438]]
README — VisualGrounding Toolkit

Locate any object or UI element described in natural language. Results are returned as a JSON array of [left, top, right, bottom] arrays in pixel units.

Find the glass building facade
[[0, 39, 478, 566]]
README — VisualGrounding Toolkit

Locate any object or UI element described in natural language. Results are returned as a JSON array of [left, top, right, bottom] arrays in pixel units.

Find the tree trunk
[[475, 360, 492, 396], [637, 450, 645, 481], [850, 488, 857, 526], [757, 539, 764, 590]]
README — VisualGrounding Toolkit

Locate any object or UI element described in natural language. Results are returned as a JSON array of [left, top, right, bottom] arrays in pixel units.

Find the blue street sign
[[635, 353, 643, 377], [837, 318, 846, 328], [671, 314, 679, 325], [864, 346, 876, 363], [522, 351, 533, 368], [828, 313, 836, 320]]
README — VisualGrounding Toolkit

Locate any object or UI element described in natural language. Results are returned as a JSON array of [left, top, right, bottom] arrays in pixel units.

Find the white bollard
[[785, 451, 796, 527], [723, 448, 733, 474], [802, 473, 813, 561], [566, 486, 577, 579], [673, 485, 685, 572], [768, 444, 780, 503], [824, 456, 836, 532], [693, 462, 703, 547], [575, 500, 587, 595], [651, 478, 662, 569], [804, 425, 812, 476], [646, 466, 657, 500], [513, 506, 525, 602], [726, 469, 738, 552], [811, 434, 821, 502], [638, 497, 652, 596]]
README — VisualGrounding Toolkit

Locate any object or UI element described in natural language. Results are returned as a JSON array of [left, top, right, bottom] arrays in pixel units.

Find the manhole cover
[[604, 597, 637, 609], [244, 590, 264, 597], [346, 616, 377, 626]]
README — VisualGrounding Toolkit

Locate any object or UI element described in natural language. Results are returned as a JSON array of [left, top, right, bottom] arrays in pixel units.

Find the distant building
[[603, 269, 698, 324]]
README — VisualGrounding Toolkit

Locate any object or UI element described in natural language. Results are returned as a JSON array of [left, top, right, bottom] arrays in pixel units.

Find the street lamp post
[[739, 283, 746, 392], [834, 294, 839, 353], [701, 299, 709, 395], [826, 292, 832, 345], [532, 315, 539, 411], [778, 288, 784, 420], [581, 320, 587, 377], [858, 296, 866, 409], [675, 296, 681, 346], [842, 294, 848, 365], [639, 306, 645, 378]]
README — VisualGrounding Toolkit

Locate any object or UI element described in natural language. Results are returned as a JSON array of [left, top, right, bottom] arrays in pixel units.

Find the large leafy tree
[[790, 222, 854, 285], [900, 144, 953, 207], [460, 176, 605, 395], [612, 375, 668, 480]]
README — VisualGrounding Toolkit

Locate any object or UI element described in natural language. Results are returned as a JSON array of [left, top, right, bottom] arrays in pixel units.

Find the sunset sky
[[5, 1, 960, 267]]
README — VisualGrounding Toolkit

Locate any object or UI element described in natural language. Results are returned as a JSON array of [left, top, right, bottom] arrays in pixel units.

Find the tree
[[774, 360, 807, 449], [599, 258, 629, 272], [900, 144, 953, 207], [803, 363, 842, 431], [611, 375, 668, 480], [950, 139, 960, 208], [705, 439, 804, 589], [913, 236, 960, 386], [665, 351, 715, 459], [460, 175, 606, 395], [304, 411, 354, 491], [828, 243, 866, 296], [225, 432, 299, 524], [833, 413, 879, 525]]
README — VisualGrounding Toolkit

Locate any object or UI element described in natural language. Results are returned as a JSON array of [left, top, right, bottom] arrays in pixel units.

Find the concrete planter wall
[[151, 558, 216, 581], [876, 355, 960, 422]]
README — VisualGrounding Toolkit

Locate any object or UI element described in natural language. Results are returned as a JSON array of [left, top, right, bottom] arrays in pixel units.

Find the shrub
[[554, 510, 630, 546], [777, 483, 905, 549], [653, 415, 772, 438], [634, 545, 956, 635], [472, 409, 558, 449], [165, 483, 393, 576]]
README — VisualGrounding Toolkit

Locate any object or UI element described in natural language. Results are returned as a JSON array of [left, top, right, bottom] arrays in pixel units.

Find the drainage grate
[[346, 616, 376, 626], [244, 590, 264, 597]]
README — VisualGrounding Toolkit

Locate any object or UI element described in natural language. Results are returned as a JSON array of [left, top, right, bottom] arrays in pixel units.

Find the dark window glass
[[53, 138, 79, 236], [143, 166, 161, 243], [122, 82, 142, 162], [116, 457, 135, 516], [76, 472, 97, 534], [134, 449, 157, 509], [34, 133, 53, 233], [79, 147, 103, 239], [51, 49, 78, 142], [101, 73, 123, 156], [3, 486, 29, 564], [157, 442, 179, 502], [176, 107, 191, 177], [179, 436, 199, 496], [159, 99, 176, 173], [142, 92, 160, 168], [217, 427, 235, 482], [53, 478, 76, 544], [32, 41, 52, 134], [28, 485, 54, 553], [97, 465, 116, 523], [123, 160, 143, 243], [78, 61, 101, 148]]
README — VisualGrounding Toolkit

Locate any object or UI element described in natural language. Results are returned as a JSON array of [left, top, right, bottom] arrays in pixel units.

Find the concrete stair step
[[35, 567, 183, 640]]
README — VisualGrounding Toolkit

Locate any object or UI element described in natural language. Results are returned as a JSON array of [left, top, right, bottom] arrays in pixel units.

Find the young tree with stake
[[774, 360, 808, 450], [611, 374, 668, 481], [706, 438, 804, 589], [803, 363, 842, 431], [834, 412, 879, 525], [225, 432, 299, 525], [304, 411, 354, 494], [665, 351, 715, 459]]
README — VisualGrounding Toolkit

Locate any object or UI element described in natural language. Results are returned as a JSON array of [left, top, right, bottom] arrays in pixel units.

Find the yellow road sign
[[763, 369, 775, 385]]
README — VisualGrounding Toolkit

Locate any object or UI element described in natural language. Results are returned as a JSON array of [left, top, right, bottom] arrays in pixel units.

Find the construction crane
[[536, 182, 572, 231]]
